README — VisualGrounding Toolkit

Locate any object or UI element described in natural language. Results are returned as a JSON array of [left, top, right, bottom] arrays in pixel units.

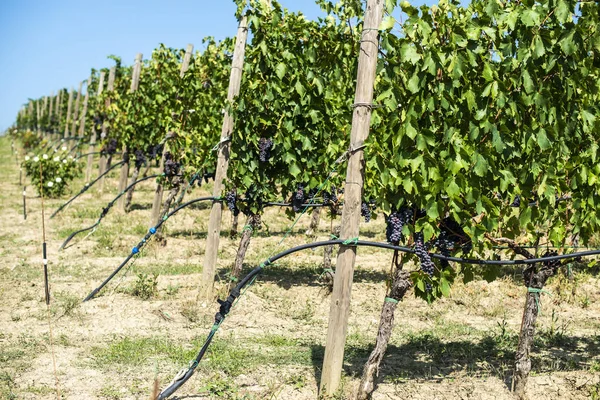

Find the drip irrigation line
[[75, 151, 101, 161], [59, 174, 163, 250], [157, 239, 600, 399], [83, 196, 217, 302], [50, 160, 125, 219]]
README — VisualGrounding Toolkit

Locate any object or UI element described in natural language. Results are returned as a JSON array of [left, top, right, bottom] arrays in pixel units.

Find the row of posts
[[19, 0, 383, 394]]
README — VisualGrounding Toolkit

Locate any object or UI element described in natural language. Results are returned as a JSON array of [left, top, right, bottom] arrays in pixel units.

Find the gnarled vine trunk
[[356, 256, 410, 400], [154, 176, 183, 246], [124, 165, 140, 212], [230, 214, 239, 238], [322, 225, 341, 283], [306, 207, 321, 235], [512, 264, 559, 399], [229, 214, 261, 292]]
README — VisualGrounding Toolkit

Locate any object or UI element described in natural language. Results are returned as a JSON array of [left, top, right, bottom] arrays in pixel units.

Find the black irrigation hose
[[59, 174, 162, 250], [157, 239, 600, 399], [50, 160, 125, 219], [75, 151, 101, 161], [82, 196, 217, 302]]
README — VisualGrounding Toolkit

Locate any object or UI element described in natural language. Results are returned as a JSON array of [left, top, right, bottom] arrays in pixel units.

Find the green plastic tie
[[163, 215, 168, 221], [242, 224, 253, 232], [384, 297, 399, 304], [330, 234, 339, 240], [229, 275, 238, 282], [343, 237, 359, 246], [567, 264, 572, 277], [528, 287, 552, 314], [259, 258, 272, 269]]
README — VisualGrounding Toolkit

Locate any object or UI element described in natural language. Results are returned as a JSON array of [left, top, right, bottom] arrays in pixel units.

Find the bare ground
[[1, 136, 599, 399]]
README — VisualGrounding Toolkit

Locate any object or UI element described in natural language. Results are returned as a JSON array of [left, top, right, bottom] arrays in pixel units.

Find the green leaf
[[521, 8, 541, 27], [407, 73, 420, 94], [537, 128, 551, 150], [474, 154, 489, 177], [400, 43, 421, 65], [379, 16, 396, 31], [275, 63, 287, 80], [559, 30, 576, 55]]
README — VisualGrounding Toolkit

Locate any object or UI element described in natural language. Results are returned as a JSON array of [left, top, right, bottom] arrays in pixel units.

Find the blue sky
[[0, 0, 436, 133], [0, 0, 328, 133]]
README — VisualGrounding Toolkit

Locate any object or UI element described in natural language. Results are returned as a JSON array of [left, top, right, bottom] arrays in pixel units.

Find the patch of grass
[[0, 372, 17, 400], [54, 291, 81, 317], [98, 385, 123, 399], [129, 273, 158, 300], [180, 300, 201, 323], [136, 262, 201, 276]]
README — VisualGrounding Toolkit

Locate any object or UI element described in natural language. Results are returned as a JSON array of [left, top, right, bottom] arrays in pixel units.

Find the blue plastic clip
[[132, 247, 139, 254], [149, 227, 156, 234]]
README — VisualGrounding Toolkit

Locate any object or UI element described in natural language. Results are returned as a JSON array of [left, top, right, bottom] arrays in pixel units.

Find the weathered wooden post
[[70, 81, 84, 139], [117, 53, 143, 211], [98, 67, 116, 192], [63, 88, 74, 138], [149, 44, 194, 227], [87, 72, 105, 182], [319, 0, 384, 395], [200, 14, 250, 299]]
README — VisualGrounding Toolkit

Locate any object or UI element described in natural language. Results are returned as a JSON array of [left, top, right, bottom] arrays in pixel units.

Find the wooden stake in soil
[[150, 44, 194, 226], [117, 53, 142, 211], [320, 0, 384, 395], [77, 78, 91, 139], [71, 81, 84, 140], [63, 87, 74, 138], [38, 163, 62, 400], [201, 16, 249, 299], [98, 67, 116, 192], [22, 186, 27, 220], [86, 71, 106, 182]]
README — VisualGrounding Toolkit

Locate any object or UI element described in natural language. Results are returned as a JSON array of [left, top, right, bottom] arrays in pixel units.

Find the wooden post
[[78, 78, 91, 138], [70, 81, 84, 138], [150, 44, 194, 227], [117, 53, 143, 211], [48, 92, 54, 127], [319, 0, 384, 395], [200, 16, 249, 299], [36, 101, 41, 134], [55, 90, 62, 134], [63, 87, 74, 138], [98, 67, 116, 192], [87, 71, 105, 182]]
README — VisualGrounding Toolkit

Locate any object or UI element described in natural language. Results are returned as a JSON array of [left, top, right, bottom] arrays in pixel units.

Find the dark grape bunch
[[385, 207, 413, 244], [258, 137, 273, 162], [292, 184, 306, 212], [361, 198, 377, 222], [93, 115, 103, 131], [511, 196, 521, 207], [101, 138, 118, 156], [134, 149, 146, 169], [204, 171, 215, 183], [361, 202, 371, 222], [163, 152, 180, 176], [415, 233, 435, 277], [322, 188, 338, 205], [224, 191, 239, 216], [147, 143, 164, 160]]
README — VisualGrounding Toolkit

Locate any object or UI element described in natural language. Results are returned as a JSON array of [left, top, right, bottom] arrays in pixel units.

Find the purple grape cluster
[[258, 138, 273, 162], [322, 187, 338, 205], [361, 202, 371, 222], [104, 138, 117, 155], [385, 207, 413, 244], [224, 191, 239, 216], [511, 196, 521, 207], [415, 233, 435, 281], [292, 184, 305, 212], [134, 149, 146, 169], [163, 152, 180, 176]]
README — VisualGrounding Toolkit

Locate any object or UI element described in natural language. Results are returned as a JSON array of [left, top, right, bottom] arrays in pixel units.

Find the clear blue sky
[[0, 0, 328, 133], [0, 0, 436, 133]]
